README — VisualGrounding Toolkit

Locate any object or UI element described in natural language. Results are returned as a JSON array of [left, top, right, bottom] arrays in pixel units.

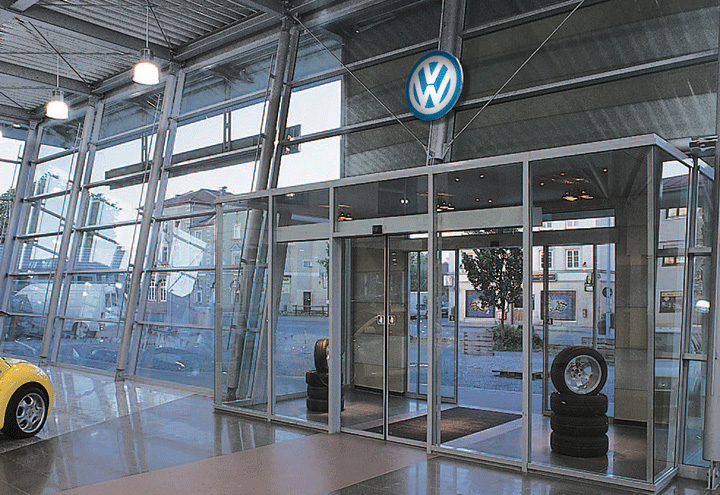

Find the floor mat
[[366, 407, 521, 443]]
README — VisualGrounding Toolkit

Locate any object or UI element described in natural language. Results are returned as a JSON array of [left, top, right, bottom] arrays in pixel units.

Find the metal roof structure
[[0, 0, 364, 126]]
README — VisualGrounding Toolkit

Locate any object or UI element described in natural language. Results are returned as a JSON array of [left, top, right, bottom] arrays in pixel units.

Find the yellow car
[[0, 357, 53, 438]]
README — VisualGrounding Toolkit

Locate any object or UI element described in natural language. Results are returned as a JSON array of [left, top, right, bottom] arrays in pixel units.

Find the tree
[[0, 188, 14, 237], [461, 248, 522, 329]]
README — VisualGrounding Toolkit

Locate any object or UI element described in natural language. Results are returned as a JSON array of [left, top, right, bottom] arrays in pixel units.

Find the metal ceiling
[[0, 0, 300, 125]]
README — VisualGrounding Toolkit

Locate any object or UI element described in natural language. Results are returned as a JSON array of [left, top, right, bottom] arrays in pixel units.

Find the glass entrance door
[[341, 234, 429, 444]]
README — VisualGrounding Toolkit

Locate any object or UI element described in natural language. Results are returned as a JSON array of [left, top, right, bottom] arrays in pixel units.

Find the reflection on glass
[[275, 189, 329, 226], [91, 139, 142, 183], [33, 155, 74, 195], [695, 170, 714, 248], [25, 196, 69, 235], [155, 218, 216, 269], [84, 184, 144, 225], [336, 175, 427, 222], [135, 325, 214, 388], [173, 115, 224, 155], [17, 236, 61, 272], [683, 361, 708, 467], [274, 240, 329, 424], [143, 271, 214, 328], [0, 315, 45, 359], [74, 225, 138, 270], [689, 257, 711, 354], [217, 200, 269, 411], [654, 156, 689, 479]]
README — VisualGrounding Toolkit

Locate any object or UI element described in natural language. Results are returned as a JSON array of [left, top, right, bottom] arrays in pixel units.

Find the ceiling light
[[46, 89, 68, 120], [562, 192, 578, 201], [454, 177, 460, 182], [47, 54, 68, 120], [133, 6, 159, 85], [579, 190, 594, 200], [133, 48, 159, 85]]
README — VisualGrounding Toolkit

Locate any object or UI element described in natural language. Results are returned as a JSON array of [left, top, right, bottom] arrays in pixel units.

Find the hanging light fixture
[[133, 5, 159, 85], [46, 54, 68, 119]]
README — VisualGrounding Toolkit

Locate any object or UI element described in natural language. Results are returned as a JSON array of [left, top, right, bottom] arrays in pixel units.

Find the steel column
[[39, 99, 98, 362], [50, 100, 105, 362], [427, 0, 466, 164], [115, 72, 178, 380], [328, 186, 341, 433], [426, 171, 439, 450], [225, 17, 293, 400]]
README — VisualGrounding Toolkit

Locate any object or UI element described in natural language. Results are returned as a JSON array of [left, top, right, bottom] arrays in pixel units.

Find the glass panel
[[531, 147, 651, 481], [462, 0, 717, 103], [342, 236, 384, 432], [654, 154, 690, 479], [683, 361, 708, 467], [335, 175, 428, 222], [100, 90, 163, 140], [689, 256, 712, 354], [695, 170, 714, 248], [154, 218, 216, 269], [180, 49, 275, 115], [216, 199, 269, 412], [287, 81, 341, 136], [55, 274, 128, 370], [275, 189, 329, 227], [164, 164, 253, 200], [277, 137, 341, 188], [39, 117, 83, 152], [74, 225, 138, 270], [24, 196, 69, 235], [230, 101, 265, 141], [8, 275, 52, 316], [83, 184, 145, 226], [173, 114, 224, 155], [0, 315, 44, 359], [274, 240, 329, 425], [91, 139, 143, 184], [16, 236, 61, 272], [452, 62, 717, 160], [33, 154, 75, 194], [136, 326, 214, 388], [142, 271, 214, 328]]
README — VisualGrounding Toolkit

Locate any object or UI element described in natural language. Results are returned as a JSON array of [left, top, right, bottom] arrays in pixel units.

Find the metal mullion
[[15, 231, 61, 240], [647, 147, 657, 483], [214, 202, 224, 404], [454, 249, 459, 403], [176, 89, 268, 125], [328, 186, 342, 433], [427, 170, 438, 449], [134, 320, 213, 330], [33, 147, 77, 165], [156, 209, 220, 222], [266, 196, 275, 417], [147, 266, 214, 273], [76, 220, 139, 232], [522, 155, 532, 472], [83, 172, 150, 190], [93, 123, 157, 150], [24, 190, 69, 202]]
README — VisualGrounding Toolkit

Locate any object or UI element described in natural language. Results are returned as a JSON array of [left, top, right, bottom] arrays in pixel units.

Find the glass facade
[[0, 1, 716, 490]]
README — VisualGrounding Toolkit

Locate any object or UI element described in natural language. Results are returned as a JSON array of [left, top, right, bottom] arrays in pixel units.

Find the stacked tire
[[549, 346, 609, 458], [306, 338, 344, 413]]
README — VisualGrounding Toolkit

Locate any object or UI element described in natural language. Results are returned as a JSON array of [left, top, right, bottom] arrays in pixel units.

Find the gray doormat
[[366, 407, 521, 443]]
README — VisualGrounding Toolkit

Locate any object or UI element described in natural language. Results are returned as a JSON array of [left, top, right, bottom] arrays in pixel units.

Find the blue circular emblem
[[406, 50, 463, 121]]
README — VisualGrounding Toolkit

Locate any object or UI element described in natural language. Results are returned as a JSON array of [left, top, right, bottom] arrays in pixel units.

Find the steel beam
[[0, 103, 30, 123], [0, 60, 90, 95], [8, 0, 39, 11]]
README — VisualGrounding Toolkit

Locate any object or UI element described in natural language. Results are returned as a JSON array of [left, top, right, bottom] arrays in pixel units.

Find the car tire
[[305, 370, 328, 387], [307, 386, 328, 400], [550, 432, 608, 457], [306, 397, 345, 413], [550, 392, 608, 417], [2, 385, 49, 439], [314, 338, 329, 373], [551, 346, 607, 396], [550, 413, 608, 437]]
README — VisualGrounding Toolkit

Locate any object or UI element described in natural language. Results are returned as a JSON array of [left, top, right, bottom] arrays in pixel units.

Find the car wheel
[[550, 413, 608, 437], [307, 386, 328, 400], [2, 386, 49, 439], [550, 392, 608, 417], [551, 346, 607, 396], [550, 432, 608, 457], [305, 370, 328, 387], [314, 338, 329, 373]]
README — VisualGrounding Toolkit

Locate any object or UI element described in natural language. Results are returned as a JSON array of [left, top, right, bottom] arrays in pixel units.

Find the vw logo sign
[[406, 50, 463, 121]]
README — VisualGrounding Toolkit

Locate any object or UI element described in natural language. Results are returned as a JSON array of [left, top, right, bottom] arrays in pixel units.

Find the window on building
[[303, 260, 313, 268], [566, 249, 580, 269], [194, 230, 202, 240], [666, 207, 688, 218], [159, 279, 167, 302], [662, 256, 685, 266], [541, 250, 552, 269], [233, 222, 243, 239], [148, 275, 157, 301], [195, 284, 203, 304]]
